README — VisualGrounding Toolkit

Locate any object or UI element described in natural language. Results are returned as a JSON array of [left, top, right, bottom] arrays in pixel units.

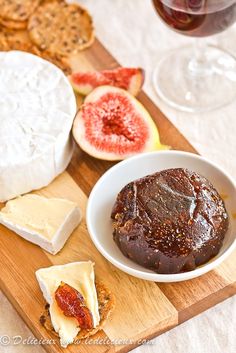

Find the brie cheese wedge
[[0, 194, 81, 254], [36, 261, 100, 348]]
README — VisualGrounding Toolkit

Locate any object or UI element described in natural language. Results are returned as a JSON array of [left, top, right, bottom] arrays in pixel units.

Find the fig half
[[73, 86, 167, 161]]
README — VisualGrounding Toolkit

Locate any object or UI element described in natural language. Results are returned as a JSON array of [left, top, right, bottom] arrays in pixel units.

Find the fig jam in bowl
[[86, 151, 236, 282]]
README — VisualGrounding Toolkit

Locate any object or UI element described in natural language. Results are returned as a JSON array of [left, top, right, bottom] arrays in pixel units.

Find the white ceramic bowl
[[86, 151, 236, 282]]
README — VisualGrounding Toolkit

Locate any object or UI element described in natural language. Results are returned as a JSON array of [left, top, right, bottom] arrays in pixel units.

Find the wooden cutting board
[[0, 39, 235, 353]]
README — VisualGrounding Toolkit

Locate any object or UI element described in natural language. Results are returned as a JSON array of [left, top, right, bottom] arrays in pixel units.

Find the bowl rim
[[86, 150, 236, 282]]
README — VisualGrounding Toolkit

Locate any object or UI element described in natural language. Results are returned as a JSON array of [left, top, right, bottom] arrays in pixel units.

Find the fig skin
[[69, 67, 145, 96]]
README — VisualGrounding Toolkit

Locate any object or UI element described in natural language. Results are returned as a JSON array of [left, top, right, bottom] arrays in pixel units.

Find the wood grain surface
[[0, 38, 235, 353]]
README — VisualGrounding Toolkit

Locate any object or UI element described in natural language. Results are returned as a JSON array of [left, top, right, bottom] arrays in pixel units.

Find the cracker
[[39, 281, 115, 341], [0, 32, 72, 75], [28, 1, 95, 56], [0, 26, 37, 53], [0, 25, 31, 42], [0, 17, 27, 29], [0, 37, 36, 52], [0, 25, 16, 40], [0, 0, 41, 22], [37, 50, 72, 75]]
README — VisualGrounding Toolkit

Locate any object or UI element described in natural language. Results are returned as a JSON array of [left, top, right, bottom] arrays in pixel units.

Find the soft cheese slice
[[0, 194, 81, 254], [0, 51, 77, 202], [36, 261, 100, 348]]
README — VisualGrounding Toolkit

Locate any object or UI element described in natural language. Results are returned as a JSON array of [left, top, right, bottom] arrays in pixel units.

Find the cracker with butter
[[28, 1, 94, 56], [36, 262, 115, 347]]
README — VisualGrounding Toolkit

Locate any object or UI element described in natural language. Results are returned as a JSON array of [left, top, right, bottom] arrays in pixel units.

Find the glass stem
[[188, 39, 212, 77]]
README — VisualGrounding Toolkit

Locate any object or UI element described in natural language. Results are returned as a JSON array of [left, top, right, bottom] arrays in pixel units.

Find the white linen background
[[0, 1, 236, 352]]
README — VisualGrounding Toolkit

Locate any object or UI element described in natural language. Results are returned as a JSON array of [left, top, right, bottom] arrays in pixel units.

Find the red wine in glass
[[152, 0, 236, 37], [152, 0, 236, 112]]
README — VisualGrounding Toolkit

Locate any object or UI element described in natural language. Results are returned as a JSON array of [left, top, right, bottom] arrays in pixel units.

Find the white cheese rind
[[36, 261, 100, 348], [0, 195, 82, 254], [0, 51, 77, 202]]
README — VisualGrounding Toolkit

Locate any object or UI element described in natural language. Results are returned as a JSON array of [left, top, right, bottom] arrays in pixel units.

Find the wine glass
[[152, 0, 236, 112]]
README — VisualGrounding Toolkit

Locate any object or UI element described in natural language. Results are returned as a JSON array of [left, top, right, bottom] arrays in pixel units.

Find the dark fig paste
[[111, 168, 228, 274]]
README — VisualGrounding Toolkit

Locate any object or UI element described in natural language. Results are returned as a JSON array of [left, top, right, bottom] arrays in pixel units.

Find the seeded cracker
[[39, 281, 115, 340], [0, 17, 27, 29], [38, 50, 72, 75], [28, 1, 95, 56], [0, 25, 17, 40], [0, 39, 34, 52], [0, 26, 33, 50], [0, 0, 41, 22], [0, 28, 72, 75]]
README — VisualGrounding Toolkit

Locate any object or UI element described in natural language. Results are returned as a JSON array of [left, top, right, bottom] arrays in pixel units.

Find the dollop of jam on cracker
[[55, 282, 93, 329]]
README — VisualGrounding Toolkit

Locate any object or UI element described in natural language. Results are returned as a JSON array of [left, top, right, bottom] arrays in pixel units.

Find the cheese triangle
[[0, 194, 81, 254], [36, 261, 100, 347]]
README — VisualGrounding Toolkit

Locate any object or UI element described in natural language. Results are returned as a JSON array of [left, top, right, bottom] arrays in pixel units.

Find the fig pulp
[[73, 86, 167, 161], [55, 282, 93, 329]]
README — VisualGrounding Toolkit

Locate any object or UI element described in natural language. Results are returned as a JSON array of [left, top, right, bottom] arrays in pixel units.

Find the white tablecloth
[[1, 1, 236, 352]]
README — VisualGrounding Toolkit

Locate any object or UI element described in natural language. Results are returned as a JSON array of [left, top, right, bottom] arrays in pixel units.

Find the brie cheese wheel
[[0, 51, 77, 202], [36, 261, 100, 348], [0, 194, 82, 254]]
